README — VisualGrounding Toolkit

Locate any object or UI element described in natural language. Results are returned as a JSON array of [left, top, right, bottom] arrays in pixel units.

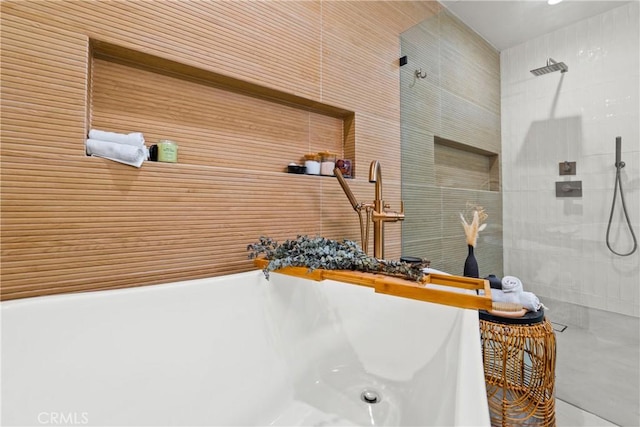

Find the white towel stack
[[86, 129, 147, 168]]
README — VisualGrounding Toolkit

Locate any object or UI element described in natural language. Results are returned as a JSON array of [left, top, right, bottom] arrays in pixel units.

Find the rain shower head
[[530, 58, 568, 76]]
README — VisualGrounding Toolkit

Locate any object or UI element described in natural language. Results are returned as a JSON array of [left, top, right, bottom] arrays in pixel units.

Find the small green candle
[[157, 140, 178, 163]]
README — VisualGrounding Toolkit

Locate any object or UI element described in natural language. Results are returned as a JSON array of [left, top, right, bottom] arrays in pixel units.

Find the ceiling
[[439, 0, 634, 51]]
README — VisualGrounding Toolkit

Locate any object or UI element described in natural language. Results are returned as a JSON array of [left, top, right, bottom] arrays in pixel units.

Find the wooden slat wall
[[1, 1, 441, 300]]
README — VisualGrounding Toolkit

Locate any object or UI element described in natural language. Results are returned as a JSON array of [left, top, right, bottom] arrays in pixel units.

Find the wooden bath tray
[[253, 259, 492, 311]]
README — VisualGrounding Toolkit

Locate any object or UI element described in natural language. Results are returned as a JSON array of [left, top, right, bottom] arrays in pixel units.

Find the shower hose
[[606, 161, 638, 256]]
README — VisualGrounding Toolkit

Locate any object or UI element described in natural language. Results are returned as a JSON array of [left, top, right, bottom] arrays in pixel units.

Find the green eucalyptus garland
[[247, 235, 425, 282]]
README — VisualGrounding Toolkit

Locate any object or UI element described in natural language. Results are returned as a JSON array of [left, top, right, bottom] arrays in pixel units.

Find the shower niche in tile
[[434, 136, 500, 192]]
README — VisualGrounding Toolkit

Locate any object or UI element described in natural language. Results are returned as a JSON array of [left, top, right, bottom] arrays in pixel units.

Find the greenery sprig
[[247, 235, 426, 282]]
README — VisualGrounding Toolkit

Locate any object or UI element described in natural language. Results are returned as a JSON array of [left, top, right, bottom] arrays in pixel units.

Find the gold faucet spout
[[368, 160, 404, 260], [335, 160, 404, 259], [369, 160, 383, 201]]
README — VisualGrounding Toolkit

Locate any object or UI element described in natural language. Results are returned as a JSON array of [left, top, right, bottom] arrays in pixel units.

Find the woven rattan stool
[[479, 309, 556, 427]]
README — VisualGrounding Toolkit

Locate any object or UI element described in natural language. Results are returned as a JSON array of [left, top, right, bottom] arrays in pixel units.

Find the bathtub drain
[[360, 389, 381, 404]]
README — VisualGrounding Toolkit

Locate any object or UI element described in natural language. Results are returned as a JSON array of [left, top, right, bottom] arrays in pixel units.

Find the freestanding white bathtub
[[1, 270, 489, 426]]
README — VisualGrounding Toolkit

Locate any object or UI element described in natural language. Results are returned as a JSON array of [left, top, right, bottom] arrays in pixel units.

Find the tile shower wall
[[501, 3, 639, 316], [400, 10, 503, 277]]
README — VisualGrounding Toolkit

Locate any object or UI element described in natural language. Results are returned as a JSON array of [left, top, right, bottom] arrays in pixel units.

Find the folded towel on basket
[[88, 129, 145, 147], [86, 139, 146, 168], [492, 289, 546, 312]]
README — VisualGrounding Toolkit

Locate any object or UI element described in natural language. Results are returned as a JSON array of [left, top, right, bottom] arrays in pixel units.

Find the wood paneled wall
[[1, 1, 442, 300]]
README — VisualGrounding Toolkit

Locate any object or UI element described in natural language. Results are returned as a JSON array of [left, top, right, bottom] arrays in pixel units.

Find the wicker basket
[[479, 316, 556, 427]]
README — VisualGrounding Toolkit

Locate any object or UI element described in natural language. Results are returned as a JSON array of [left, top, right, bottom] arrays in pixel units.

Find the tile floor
[[556, 398, 617, 426], [545, 298, 639, 427]]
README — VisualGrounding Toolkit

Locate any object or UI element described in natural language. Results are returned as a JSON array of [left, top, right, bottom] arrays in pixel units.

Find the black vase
[[463, 244, 479, 278]]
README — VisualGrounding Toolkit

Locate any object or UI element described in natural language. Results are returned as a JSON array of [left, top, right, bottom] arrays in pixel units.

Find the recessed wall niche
[[89, 40, 355, 175], [434, 136, 499, 192]]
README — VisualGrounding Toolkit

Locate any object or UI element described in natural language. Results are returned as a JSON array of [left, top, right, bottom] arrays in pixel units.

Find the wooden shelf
[[254, 258, 492, 311]]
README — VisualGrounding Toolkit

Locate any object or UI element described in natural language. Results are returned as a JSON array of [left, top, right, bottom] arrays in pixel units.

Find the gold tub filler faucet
[[334, 160, 404, 259]]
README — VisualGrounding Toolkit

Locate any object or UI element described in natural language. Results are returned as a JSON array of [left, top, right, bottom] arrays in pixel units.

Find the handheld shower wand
[[616, 136, 622, 167], [334, 167, 372, 254], [606, 136, 637, 256]]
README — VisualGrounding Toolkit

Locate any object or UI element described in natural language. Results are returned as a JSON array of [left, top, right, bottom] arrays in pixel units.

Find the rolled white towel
[[492, 289, 546, 312], [501, 275, 523, 293], [86, 139, 146, 168], [88, 129, 145, 147]]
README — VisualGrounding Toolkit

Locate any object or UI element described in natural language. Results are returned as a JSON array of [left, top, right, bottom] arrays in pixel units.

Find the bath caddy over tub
[[253, 258, 493, 311]]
